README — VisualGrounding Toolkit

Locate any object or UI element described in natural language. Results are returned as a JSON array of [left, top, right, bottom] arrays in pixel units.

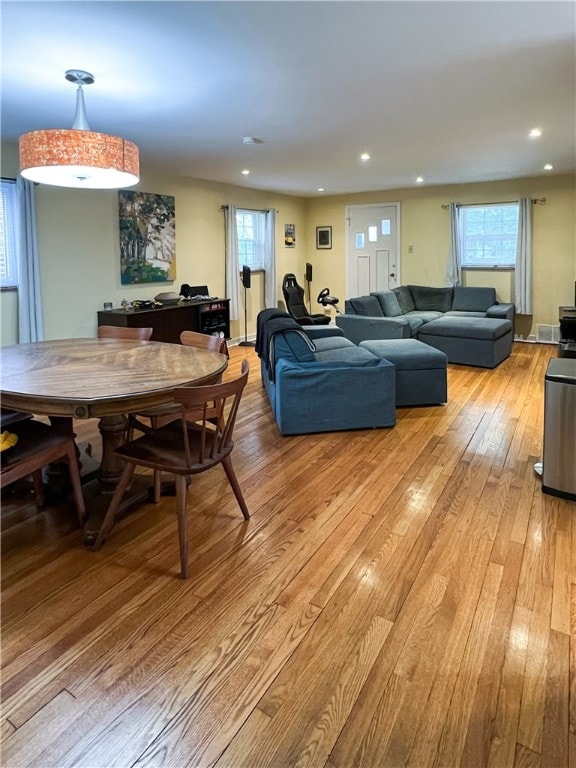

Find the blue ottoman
[[417, 316, 513, 368], [359, 338, 447, 406]]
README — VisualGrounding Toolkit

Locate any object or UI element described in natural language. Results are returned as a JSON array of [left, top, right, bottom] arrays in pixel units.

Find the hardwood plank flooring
[[1, 341, 574, 767]]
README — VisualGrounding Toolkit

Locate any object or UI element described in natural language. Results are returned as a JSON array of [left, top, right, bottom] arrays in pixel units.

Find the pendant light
[[19, 70, 139, 189]]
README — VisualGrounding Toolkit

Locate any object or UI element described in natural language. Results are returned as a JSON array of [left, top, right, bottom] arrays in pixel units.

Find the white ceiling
[[2, 1, 575, 197]]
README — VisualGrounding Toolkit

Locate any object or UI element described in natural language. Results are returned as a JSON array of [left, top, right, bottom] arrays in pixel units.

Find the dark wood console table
[[97, 299, 230, 343]]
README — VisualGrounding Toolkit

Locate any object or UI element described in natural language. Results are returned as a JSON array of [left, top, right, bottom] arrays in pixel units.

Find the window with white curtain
[[236, 209, 266, 269], [0, 179, 19, 288], [459, 202, 519, 269]]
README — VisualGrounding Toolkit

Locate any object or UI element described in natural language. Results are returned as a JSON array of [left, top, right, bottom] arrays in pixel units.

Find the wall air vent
[[536, 324, 561, 344]]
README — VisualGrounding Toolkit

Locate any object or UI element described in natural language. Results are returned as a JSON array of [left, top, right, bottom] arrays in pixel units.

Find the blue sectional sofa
[[256, 310, 396, 435], [337, 285, 514, 341], [336, 285, 515, 368]]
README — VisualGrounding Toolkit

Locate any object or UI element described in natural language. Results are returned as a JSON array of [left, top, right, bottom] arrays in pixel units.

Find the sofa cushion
[[444, 310, 487, 318], [408, 285, 454, 313], [403, 316, 425, 335], [273, 331, 316, 363], [313, 346, 380, 365], [312, 336, 356, 352], [302, 325, 345, 341], [406, 310, 444, 323], [418, 316, 512, 340], [359, 339, 448, 370], [452, 286, 496, 312], [393, 286, 415, 314], [372, 291, 402, 317], [348, 295, 384, 317]]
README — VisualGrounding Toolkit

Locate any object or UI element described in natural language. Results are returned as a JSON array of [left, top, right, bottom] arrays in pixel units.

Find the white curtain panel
[[17, 177, 44, 342], [446, 203, 462, 287], [515, 198, 533, 315], [264, 208, 277, 308], [224, 204, 241, 321]]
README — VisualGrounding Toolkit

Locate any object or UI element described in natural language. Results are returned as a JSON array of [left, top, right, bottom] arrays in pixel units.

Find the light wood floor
[[1, 342, 574, 768]]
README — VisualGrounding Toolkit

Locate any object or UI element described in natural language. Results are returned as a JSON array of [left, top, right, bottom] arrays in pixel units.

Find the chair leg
[[153, 470, 162, 503], [221, 456, 250, 520], [32, 470, 45, 508], [175, 474, 189, 578], [65, 442, 86, 524], [92, 462, 137, 550]]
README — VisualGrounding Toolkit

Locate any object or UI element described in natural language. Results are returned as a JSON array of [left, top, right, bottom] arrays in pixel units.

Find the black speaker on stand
[[239, 265, 255, 347], [305, 262, 313, 312]]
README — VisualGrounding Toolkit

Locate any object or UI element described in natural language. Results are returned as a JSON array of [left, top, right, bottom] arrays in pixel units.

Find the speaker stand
[[239, 284, 255, 347], [306, 278, 312, 312]]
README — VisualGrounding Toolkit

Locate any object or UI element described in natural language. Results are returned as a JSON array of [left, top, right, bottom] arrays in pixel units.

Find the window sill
[[462, 266, 515, 272]]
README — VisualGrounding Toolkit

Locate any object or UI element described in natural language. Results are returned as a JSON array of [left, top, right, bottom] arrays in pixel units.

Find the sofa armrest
[[487, 303, 515, 321], [302, 325, 345, 341], [336, 314, 410, 343], [273, 357, 396, 434]]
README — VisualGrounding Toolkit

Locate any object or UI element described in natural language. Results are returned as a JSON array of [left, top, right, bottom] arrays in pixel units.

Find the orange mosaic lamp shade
[[19, 129, 139, 189]]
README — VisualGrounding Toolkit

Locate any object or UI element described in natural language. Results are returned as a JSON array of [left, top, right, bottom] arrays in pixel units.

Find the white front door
[[346, 203, 400, 298]]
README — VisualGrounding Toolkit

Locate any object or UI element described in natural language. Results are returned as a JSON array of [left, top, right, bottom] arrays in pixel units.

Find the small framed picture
[[284, 223, 296, 248], [316, 226, 332, 249]]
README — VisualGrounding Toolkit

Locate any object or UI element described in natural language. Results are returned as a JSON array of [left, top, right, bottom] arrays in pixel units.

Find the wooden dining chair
[[1, 419, 86, 523], [1, 408, 33, 429], [97, 325, 153, 340], [127, 331, 228, 440], [98, 325, 154, 443], [179, 330, 229, 357], [93, 360, 250, 578]]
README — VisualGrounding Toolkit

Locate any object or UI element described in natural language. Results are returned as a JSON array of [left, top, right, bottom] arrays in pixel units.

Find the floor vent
[[536, 324, 561, 344]]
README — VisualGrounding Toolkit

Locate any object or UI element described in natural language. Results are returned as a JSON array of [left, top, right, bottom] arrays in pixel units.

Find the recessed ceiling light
[[544, 163, 553, 171], [416, 176, 424, 184], [529, 128, 542, 138], [317, 187, 325, 192], [242, 137, 264, 145], [241, 169, 250, 175], [360, 152, 371, 161]]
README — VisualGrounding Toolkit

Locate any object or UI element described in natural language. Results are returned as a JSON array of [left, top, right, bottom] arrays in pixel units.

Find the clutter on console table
[[126, 299, 162, 310]]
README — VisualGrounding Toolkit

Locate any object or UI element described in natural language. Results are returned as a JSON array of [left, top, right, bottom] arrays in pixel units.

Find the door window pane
[[355, 233, 365, 249], [381, 219, 391, 236], [368, 226, 377, 242]]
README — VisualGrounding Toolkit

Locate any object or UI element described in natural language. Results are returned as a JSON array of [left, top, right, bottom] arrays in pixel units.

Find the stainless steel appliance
[[542, 358, 576, 500]]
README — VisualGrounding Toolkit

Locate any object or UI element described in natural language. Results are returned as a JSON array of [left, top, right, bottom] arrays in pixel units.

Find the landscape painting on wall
[[119, 191, 176, 284]]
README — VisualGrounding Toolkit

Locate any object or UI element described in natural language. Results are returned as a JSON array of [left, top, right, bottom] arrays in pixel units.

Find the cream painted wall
[[305, 174, 576, 337], [0, 142, 307, 344], [2, 137, 574, 346]]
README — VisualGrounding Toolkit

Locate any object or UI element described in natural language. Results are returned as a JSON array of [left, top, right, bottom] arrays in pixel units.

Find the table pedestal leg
[[97, 415, 128, 489], [82, 414, 154, 546]]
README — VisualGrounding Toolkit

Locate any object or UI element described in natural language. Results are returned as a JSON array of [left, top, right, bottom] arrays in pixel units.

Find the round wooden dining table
[[1, 337, 228, 540]]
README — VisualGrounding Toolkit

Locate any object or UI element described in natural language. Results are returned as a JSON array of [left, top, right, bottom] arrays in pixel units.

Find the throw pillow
[[408, 285, 453, 313], [372, 291, 402, 317], [348, 295, 384, 317], [393, 286, 415, 314]]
